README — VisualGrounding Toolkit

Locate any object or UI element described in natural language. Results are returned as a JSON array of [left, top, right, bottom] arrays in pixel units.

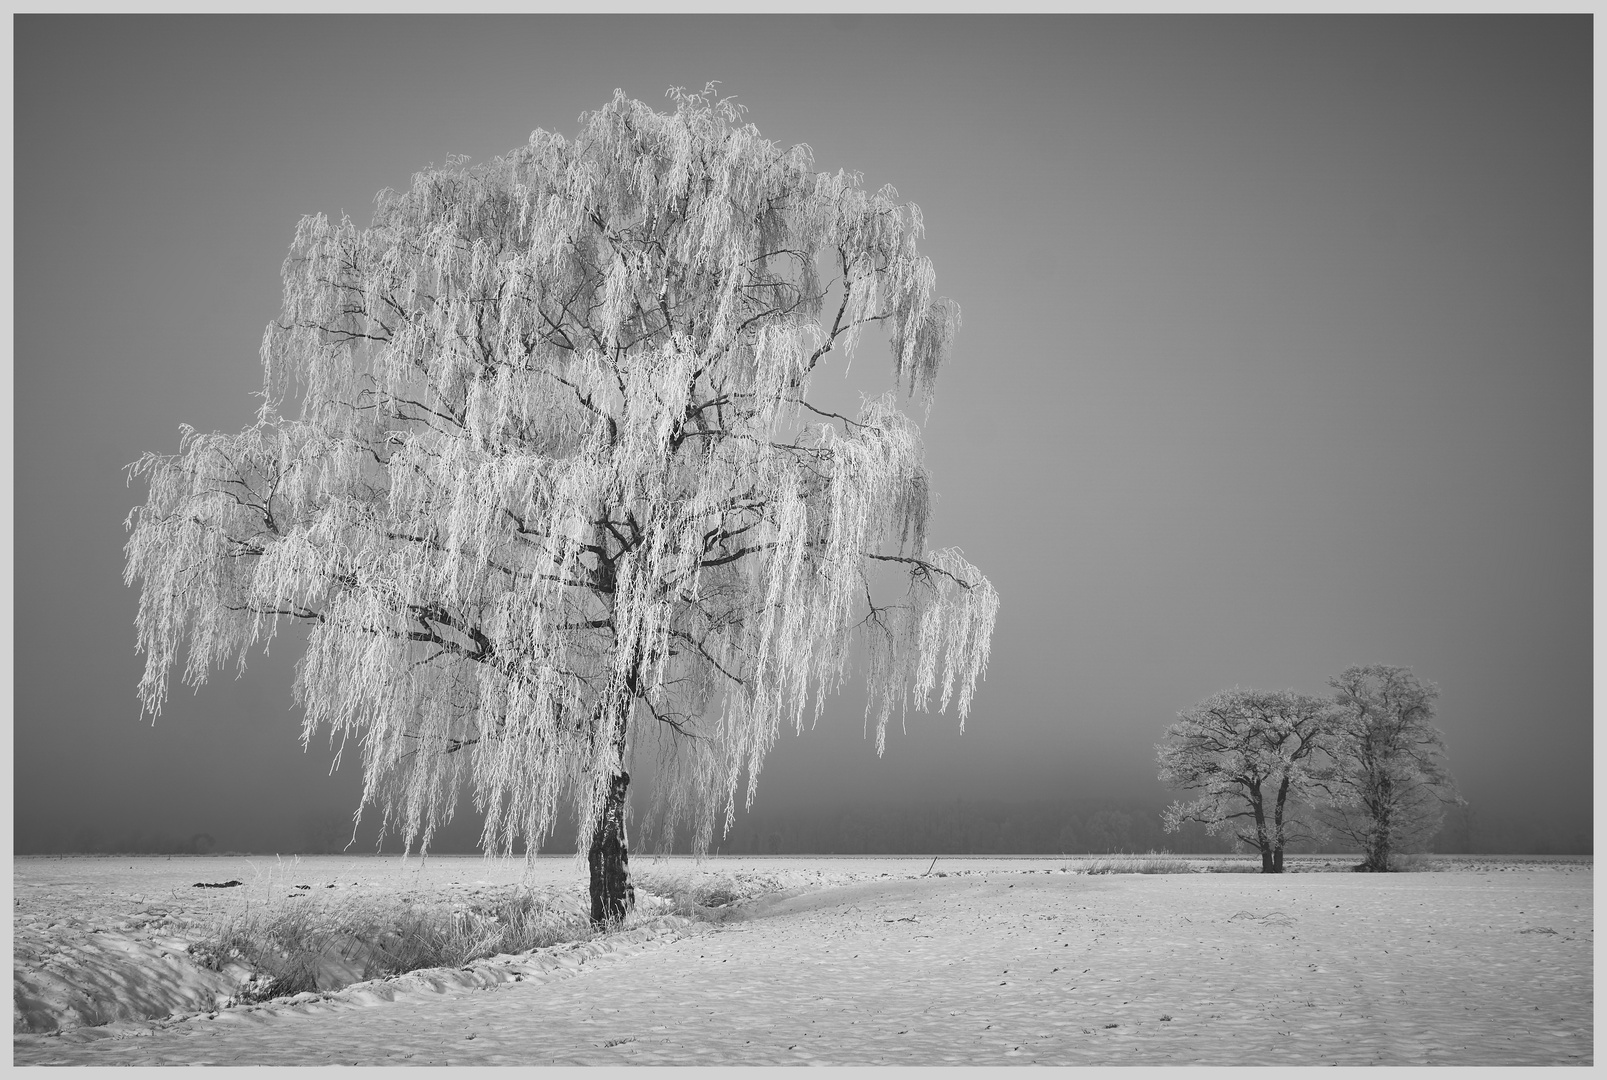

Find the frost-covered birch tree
[[123, 87, 998, 922], [1157, 688, 1337, 872], [1317, 665, 1459, 872]]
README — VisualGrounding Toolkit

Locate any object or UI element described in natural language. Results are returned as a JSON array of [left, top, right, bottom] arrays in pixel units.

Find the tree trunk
[[1364, 828, 1391, 872], [588, 770, 634, 924], [1362, 780, 1393, 872], [1250, 785, 1274, 873], [1271, 775, 1289, 873]]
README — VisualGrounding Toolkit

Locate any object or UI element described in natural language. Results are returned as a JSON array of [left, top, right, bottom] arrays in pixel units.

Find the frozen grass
[[189, 866, 791, 1003], [190, 888, 600, 1002], [1386, 852, 1440, 872], [1078, 854, 1197, 875], [631, 868, 790, 916]]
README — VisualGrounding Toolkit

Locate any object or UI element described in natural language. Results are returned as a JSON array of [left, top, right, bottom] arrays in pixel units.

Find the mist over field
[[13, 16, 1591, 860], [18, 792, 1580, 862]]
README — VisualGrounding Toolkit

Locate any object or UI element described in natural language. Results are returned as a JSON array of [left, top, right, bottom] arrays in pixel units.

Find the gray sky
[[13, 15, 1592, 853]]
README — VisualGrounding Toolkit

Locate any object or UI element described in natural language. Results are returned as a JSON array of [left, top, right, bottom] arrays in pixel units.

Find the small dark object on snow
[[294, 884, 311, 890], [1519, 927, 1558, 935], [193, 880, 243, 888]]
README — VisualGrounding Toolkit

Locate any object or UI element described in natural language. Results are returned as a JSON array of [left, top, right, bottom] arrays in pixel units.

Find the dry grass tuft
[[631, 868, 789, 917], [1079, 854, 1196, 875], [189, 888, 597, 1003], [189, 860, 799, 1004], [1386, 852, 1440, 872]]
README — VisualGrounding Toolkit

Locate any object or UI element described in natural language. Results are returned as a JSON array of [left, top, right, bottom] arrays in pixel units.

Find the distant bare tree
[[1157, 688, 1337, 872], [1317, 664, 1460, 872], [1083, 809, 1133, 853], [123, 86, 997, 923]]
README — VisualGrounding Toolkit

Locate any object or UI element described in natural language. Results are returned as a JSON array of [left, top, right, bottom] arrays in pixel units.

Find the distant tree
[[123, 87, 998, 923], [1157, 688, 1338, 872], [1437, 801, 1478, 855], [1317, 665, 1460, 872], [1084, 809, 1134, 853], [1055, 820, 1084, 855]]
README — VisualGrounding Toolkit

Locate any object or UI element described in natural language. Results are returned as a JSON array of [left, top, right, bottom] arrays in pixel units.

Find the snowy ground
[[13, 854, 1592, 1065]]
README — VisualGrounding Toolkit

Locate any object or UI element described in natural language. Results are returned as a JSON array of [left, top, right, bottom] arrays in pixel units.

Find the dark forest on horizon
[[19, 796, 1585, 860]]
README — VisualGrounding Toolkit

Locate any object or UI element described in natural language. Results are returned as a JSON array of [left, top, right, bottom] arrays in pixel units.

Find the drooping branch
[[125, 85, 994, 867]]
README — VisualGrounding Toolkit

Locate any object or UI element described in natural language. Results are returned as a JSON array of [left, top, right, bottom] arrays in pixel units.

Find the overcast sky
[[13, 15, 1592, 854]]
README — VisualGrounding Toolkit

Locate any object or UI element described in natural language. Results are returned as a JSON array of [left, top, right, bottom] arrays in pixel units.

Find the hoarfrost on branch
[[124, 87, 998, 867]]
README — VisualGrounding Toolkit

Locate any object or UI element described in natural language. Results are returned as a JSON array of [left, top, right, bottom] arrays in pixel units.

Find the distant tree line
[[713, 798, 1237, 857], [31, 830, 221, 856], [12, 797, 1590, 858]]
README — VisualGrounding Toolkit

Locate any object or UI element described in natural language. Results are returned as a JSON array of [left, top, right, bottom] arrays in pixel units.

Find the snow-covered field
[[13, 853, 1591, 1065]]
